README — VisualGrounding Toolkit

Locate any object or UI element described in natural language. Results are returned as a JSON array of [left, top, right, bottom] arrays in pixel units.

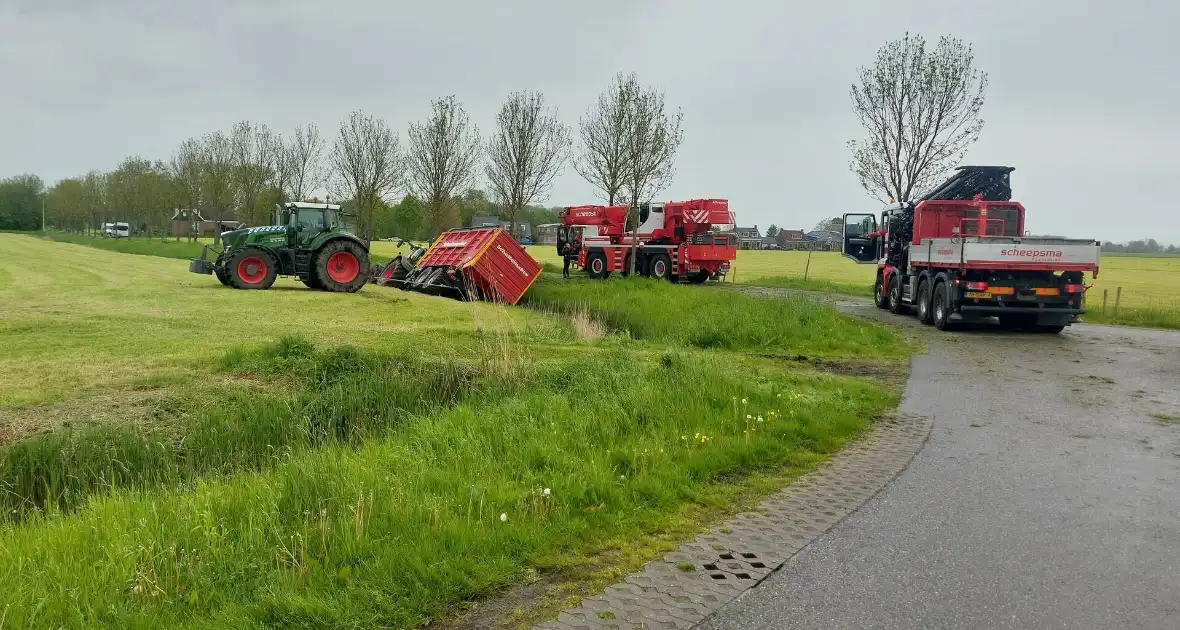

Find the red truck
[[557, 199, 737, 283], [842, 166, 1101, 333]]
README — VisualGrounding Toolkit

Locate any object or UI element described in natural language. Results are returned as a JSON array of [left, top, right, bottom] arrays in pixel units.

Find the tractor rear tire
[[228, 247, 278, 290], [916, 279, 933, 325], [315, 240, 369, 293], [648, 254, 672, 281]]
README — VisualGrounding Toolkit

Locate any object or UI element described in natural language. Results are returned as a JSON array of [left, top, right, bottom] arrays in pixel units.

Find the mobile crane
[[841, 166, 1101, 333], [556, 199, 737, 283]]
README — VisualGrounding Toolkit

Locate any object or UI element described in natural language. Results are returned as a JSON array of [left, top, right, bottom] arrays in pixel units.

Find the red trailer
[[395, 227, 541, 305], [557, 199, 737, 283]]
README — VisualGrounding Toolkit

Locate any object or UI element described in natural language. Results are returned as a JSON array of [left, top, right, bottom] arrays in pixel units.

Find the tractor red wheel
[[326, 251, 360, 284], [315, 240, 369, 293], [227, 248, 277, 290]]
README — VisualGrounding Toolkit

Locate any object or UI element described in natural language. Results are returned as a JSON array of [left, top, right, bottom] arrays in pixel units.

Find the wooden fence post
[[1114, 286, 1122, 317], [1102, 289, 1108, 315]]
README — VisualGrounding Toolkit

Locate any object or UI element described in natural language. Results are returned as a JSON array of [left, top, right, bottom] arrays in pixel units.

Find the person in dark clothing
[[562, 242, 574, 278]]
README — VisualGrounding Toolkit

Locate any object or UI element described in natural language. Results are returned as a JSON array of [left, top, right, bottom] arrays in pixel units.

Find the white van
[[102, 222, 130, 238]]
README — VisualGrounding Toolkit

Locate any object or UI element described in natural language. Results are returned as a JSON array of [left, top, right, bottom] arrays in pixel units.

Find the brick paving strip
[[535, 412, 933, 630]]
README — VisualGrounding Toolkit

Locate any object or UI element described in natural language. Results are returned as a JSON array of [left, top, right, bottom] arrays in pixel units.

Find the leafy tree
[[765, 224, 779, 238], [849, 33, 988, 202], [0, 174, 46, 231]]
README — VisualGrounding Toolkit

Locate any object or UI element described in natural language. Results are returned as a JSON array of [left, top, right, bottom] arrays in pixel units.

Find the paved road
[[701, 304, 1180, 629]]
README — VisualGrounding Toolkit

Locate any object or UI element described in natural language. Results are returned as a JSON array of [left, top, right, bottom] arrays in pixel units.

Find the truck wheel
[[916, 279, 933, 325], [315, 240, 369, 293], [586, 251, 609, 279], [888, 275, 906, 315], [1034, 324, 1065, 334], [932, 281, 952, 330], [648, 254, 672, 281], [687, 270, 710, 284], [874, 274, 890, 310], [228, 247, 278, 290]]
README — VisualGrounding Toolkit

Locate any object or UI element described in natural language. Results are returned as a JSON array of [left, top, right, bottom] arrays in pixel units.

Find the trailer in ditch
[[387, 226, 542, 305], [842, 166, 1101, 333]]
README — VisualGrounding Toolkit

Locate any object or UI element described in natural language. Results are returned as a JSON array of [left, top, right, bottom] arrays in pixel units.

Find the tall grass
[[0, 340, 888, 628], [525, 275, 901, 356], [0, 337, 518, 519]]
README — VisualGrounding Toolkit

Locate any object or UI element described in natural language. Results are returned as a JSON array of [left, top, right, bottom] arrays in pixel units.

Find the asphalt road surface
[[702, 300, 1180, 630]]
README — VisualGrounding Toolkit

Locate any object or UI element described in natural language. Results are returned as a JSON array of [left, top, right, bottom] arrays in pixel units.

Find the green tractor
[[189, 202, 369, 292]]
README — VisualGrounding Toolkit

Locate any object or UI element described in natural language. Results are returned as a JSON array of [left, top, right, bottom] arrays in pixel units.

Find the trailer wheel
[[315, 240, 369, 293], [228, 247, 278, 290], [586, 251, 609, 279], [932, 280, 951, 330], [648, 254, 672, 281], [873, 273, 889, 310], [916, 279, 933, 325], [888, 275, 906, 315]]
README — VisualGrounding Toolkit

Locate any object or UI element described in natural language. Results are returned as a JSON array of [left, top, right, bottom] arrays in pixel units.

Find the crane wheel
[[586, 251, 609, 279], [315, 240, 369, 293], [228, 247, 278, 290], [648, 254, 672, 281]]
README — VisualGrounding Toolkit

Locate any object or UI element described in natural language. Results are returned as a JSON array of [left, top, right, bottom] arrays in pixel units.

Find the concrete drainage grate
[[534, 412, 932, 630]]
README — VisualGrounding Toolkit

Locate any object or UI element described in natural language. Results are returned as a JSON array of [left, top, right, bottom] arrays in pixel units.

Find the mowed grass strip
[[0, 234, 564, 408], [0, 340, 890, 628]]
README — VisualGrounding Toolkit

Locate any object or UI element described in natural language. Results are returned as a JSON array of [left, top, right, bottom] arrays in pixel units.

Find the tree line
[[0, 72, 684, 242]]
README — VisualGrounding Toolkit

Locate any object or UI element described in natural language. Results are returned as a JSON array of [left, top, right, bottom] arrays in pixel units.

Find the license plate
[[966, 291, 992, 299]]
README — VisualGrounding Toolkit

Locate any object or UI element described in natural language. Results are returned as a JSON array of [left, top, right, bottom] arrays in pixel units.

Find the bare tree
[[199, 131, 236, 243], [574, 73, 634, 205], [406, 95, 483, 238], [328, 110, 403, 240], [287, 124, 325, 202], [169, 138, 204, 241], [619, 74, 684, 274], [230, 121, 277, 225], [485, 91, 571, 239], [848, 33, 988, 203]]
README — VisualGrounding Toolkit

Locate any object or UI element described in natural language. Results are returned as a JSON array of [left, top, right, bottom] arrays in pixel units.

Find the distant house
[[736, 225, 762, 250], [776, 229, 806, 250], [535, 223, 561, 245], [470, 214, 501, 228], [170, 209, 244, 237], [759, 236, 779, 250]]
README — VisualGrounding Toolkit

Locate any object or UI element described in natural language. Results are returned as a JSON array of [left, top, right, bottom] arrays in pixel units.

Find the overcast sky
[[3, 0, 1176, 243]]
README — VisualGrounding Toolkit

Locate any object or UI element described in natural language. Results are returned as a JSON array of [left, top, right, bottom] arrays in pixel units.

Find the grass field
[[0, 232, 908, 628]]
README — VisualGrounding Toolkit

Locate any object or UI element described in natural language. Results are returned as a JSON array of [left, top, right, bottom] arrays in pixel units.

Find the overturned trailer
[[383, 227, 542, 305]]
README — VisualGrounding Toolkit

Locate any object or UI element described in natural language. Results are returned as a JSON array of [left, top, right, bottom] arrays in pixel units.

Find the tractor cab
[[276, 203, 345, 245]]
